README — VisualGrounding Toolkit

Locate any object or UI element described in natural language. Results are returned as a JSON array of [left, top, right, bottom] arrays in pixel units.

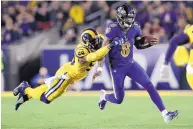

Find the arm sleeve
[[164, 32, 189, 64], [86, 46, 110, 62]]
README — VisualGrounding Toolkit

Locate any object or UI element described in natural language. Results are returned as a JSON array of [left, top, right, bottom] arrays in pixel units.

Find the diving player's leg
[[25, 84, 47, 99], [43, 77, 71, 103], [99, 67, 126, 110], [13, 81, 32, 110], [14, 64, 71, 110], [24, 72, 71, 104], [14, 78, 67, 110], [128, 61, 178, 123], [13, 81, 47, 100], [30, 63, 72, 103]]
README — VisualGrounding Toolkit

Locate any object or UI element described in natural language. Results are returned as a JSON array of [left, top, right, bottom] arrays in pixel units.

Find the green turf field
[[2, 93, 193, 129]]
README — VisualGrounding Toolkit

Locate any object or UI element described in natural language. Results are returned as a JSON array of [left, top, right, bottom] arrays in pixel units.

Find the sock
[[162, 109, 168, 117], [25, 84, 48, 99]]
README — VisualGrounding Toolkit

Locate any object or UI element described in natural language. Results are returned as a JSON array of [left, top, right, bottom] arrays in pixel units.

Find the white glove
[[160, 64, 169, 79]]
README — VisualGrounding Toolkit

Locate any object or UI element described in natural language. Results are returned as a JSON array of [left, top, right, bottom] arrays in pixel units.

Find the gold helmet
[[81, 28, 103, 51]]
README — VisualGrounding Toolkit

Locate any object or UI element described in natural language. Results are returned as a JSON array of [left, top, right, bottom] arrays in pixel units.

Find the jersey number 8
[[121, 42, 130, 57]]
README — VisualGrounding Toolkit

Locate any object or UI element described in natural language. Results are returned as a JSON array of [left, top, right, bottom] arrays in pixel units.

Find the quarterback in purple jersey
[[93, 4, 178, 124]]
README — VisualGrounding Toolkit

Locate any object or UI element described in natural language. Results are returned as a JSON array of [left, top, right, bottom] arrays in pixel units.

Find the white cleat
[[98, 90, 107, 110], [163, 110, 179, 124]]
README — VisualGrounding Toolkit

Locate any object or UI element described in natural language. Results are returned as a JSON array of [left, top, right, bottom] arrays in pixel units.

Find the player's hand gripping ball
[[145, 35, 159, 45]]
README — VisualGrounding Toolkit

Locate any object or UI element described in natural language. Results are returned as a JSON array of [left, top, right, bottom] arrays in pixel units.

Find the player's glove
[[110, 37, 126, 47], [92, 67, 102, 81], [160, 64, 169, 79]]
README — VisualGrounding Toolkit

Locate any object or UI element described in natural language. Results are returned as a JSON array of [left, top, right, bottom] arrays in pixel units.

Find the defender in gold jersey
[[160, 25, 193, 89], [13, 28, 124, 110]]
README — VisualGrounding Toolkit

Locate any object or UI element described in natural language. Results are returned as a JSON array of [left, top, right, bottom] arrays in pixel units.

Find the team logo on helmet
[[81, 28, 102, 51]]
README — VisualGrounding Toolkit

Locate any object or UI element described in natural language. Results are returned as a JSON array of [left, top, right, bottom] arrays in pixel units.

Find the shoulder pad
[[105, 22, 118, 34], [75, 47, 90, 58], [109, 23, 117, 28]]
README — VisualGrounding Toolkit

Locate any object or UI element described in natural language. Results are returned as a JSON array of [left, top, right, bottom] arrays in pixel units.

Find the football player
[[93, 4, 178, 124], [13, 28, 124, 111], [160, 25, 193, 89]]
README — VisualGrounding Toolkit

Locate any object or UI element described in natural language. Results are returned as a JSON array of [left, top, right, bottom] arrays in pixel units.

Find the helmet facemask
[[88, 35, 102, 51], [82, 34, 102, 51]]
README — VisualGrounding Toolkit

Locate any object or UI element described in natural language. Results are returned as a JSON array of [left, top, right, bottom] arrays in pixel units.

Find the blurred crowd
[[1, 1, 193, 45]]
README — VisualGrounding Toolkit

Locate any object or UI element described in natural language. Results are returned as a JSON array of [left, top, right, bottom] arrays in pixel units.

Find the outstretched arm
[[96, 38, 111, 67], [79, 37, 120, 63], [92, 38, 111, 80], [85, 44, 111, 62]]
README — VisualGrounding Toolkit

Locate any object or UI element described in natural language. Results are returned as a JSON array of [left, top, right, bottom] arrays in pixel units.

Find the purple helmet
[[116, 4, 136, 29]]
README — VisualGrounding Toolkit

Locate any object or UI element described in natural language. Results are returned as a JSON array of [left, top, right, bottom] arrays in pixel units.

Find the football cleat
[[163, 110, 179, 124], [15, 93, 29, 111], [98, 90, 107, 110], [13, 81, 30, 96]]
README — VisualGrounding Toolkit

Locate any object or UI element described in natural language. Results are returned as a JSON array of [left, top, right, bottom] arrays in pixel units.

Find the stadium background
[[2, 1, 193, 129], [1, 1, 193, 91]]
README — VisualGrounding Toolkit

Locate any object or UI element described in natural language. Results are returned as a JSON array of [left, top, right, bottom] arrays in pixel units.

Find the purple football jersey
[[105, 22, 142, 68]]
